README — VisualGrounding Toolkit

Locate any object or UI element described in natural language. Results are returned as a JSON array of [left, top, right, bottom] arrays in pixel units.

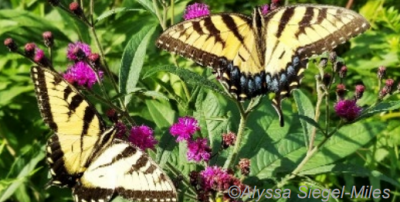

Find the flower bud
[[222, 132, 236, 149], [69, 2, 83, 16], [4, 38, 18, 52], [189, 171, 199, 187], [336, 84, 346, 100], [106, 108, 118, 122], [238, 158, 250, 176], [355, 85, 365, 100], [379, 87, 388, 100], [88, 53, 101, 68], [24, 43, 36, 58], [322, 73, 331, 86], [42, 31, 54, 47], [384, 79, 394, 94], [377, 66, 386, 80], [339, 65, 347, 79]]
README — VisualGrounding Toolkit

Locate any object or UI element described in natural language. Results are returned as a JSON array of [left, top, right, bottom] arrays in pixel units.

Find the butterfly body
[[157, 4, 370, 125], [31, 66, 177, 202]]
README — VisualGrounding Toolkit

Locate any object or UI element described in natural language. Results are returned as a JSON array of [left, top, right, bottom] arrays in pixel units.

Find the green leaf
[[358, 101, 400, 120], [144, 65, 228, 98], [119, 24, 157, 106], [145, 99, 176, 168], [136, 0, 156, 16], [194, 91, 229, 154], [0, 86, 32, 106], [142, 91, 169, 101], [246, 101, 306, 179], [145, 99, 176, 129], [299, 163, 400, 188], [293, 89, 316, 147], [303, 123, 384, 170], [0, 146, 45, 202], [96, 8, 145, 22]]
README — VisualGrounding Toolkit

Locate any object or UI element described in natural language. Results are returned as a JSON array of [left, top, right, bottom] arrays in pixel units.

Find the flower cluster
[[332, 58, 364, 122], [63, 42, 103, 89], [194, 166, 246, 201], [4, 32, 103, 89], [170, 116, 210, 162], [183, 3, 210, 20], [129, 125, 158, 151], [113, 120, 158, 151], [261, 0, 280, 15], [334, 99, 362, 121], [182, 1, 281, 20], [170, 116, 200, 142]]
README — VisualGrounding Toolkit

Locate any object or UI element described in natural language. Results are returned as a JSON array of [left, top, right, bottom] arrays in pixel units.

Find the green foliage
[[1, 0, 400, 202]]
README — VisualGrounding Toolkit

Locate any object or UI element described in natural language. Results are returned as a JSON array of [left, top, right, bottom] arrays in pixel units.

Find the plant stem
[[309, 76, 324, 152], [166, 162, 198, 198], [277, 131, 335, 188], [153, 0, 166, 30], [223, 100, 247, 169]]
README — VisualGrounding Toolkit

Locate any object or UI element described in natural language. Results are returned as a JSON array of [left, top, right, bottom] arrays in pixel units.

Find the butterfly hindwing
[[73, 139, 177, 202]]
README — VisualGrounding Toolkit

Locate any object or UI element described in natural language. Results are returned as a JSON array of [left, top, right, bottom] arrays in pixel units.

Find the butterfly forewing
[[263, 5, 370, 65], [31, 66, 105, 136], [31, 66, 110, 185]]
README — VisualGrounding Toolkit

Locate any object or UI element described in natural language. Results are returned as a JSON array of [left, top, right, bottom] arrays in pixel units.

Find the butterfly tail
[[272, 95, 285, 127]]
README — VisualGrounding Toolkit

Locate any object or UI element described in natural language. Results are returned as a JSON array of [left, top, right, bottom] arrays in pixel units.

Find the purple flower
[[187, 138, 211, 162], [183, 3, 210, 20], [334, 99, 362, 121], [67, 42, 91, 60], [200, 166, 232, 191], [170, 116, 200, 142], [129, 125, 158, 151], [34, 48, 45, 63], [63, 61, 103, 89], [261, 4, 269, 15]]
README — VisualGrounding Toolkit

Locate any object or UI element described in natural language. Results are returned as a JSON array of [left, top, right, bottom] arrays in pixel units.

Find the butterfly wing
[[261, 4, 370, 124], [157, 5, 369, 126], [72, 139, 177, 202], [31, 66, 114, 186], [156, 13, 265, 99]]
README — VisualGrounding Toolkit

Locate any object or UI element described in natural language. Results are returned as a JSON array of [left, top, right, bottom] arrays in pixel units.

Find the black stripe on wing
[[31, 66, 58, 131]]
